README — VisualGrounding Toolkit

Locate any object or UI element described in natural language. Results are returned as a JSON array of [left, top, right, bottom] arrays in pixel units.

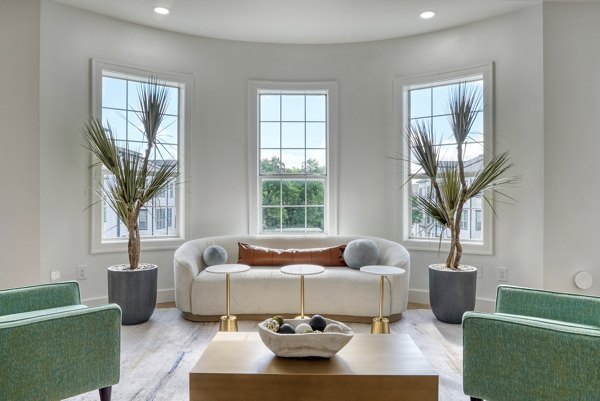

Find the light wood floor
[[66, 306, 468, 401]]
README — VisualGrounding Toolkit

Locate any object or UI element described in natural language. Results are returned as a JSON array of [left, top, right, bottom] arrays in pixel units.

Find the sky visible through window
[[259, 94, 327, 173], [409, 81, 484, 175], [102, 77, 179, 162]]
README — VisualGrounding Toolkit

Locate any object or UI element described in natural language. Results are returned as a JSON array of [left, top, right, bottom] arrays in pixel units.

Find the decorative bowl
[[257, 317, 354, 358]]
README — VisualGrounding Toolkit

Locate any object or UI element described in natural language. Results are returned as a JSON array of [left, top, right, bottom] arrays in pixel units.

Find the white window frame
[[248, 80, 338, 235], [393, 63, 494, 255], [90, 59, 194, 253]]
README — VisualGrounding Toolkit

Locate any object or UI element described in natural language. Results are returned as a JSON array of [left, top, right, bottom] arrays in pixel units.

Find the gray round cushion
[[202, 245, 228, 266], [343, 239, 380, 269]]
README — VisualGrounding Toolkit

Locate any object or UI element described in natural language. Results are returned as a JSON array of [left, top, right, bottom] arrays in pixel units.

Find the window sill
[[91, 237, 185, 254], [401, 238, 493, 256]]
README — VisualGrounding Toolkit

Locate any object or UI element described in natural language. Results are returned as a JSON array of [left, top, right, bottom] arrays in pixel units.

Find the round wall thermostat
[[574, 271, 593, 290]]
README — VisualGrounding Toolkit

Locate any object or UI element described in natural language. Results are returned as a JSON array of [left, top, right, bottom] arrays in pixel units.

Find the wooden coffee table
[[190, 332, 438, 401]]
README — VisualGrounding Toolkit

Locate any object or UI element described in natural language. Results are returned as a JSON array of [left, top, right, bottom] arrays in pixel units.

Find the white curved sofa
[[174, 235, 410, 323]]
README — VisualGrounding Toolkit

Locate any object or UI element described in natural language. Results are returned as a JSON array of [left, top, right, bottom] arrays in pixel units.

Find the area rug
[[66, 308, 467, 401]]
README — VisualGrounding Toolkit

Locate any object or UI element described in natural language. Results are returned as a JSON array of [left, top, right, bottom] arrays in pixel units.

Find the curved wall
[[38, 1, 544, 306]]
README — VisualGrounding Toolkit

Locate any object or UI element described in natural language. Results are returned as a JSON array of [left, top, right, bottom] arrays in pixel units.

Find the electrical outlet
[[77, 265, 87, 280], [497, 266, 508, 282], [50, 270, 61, 282]]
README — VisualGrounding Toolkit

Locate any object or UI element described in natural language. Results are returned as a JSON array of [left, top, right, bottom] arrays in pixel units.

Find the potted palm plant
[[83, 78, 180, 325], [405, 83, 518, 323]]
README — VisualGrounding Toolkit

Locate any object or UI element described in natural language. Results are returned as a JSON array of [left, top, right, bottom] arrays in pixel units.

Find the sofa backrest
[[175, 235, 409, 270]]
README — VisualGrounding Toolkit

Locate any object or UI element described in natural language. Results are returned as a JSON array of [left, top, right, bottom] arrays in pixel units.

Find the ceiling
[[53, 0, 548, 45]]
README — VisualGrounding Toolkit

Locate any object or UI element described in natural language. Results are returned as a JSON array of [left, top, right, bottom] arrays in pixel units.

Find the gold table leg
[[371, 275, 390, 334], [220, 272, 238, 332], [295, 275, 308, 319]]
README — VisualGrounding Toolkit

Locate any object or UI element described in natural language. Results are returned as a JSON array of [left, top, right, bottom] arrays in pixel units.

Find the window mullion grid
[[96, 68, 186, 246], [257, 89, 328, 234], [405, 77, 487, 245]]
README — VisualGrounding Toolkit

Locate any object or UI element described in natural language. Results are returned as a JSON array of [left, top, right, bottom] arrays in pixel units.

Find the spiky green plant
[[407, 83, 519, 269], [83, 78, 180, 270]]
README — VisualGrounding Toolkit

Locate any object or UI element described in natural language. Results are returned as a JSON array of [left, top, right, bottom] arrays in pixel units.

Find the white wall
[[543, 2, 600, 295], [398, 6, 545, 308], [0, 0, 41, 289], [37, 2, 545, 306]]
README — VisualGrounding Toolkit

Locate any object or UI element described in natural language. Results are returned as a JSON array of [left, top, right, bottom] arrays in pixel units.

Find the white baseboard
[[82, 288, 175, 307], [84, 288, 494, 313], [408, 289, 431, 305], [409, 289, 496, 313]]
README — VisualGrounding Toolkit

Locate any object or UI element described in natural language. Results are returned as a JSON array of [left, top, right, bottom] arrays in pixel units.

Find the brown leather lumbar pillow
[[237, 242, 347, 266]]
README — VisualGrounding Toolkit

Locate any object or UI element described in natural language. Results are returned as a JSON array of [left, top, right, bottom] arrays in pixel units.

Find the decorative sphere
[[272, 315, 285, 326], [309, 314, 327, 331], [295, 323, 312, 334], [278, 323, 295, 334], [324, 323, 344, 333], [264, 319, 280, 333]]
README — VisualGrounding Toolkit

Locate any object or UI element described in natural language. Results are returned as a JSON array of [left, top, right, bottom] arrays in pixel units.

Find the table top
[[205, 264, 251, 274], [191, 332, 436, 377], [360, 265, 406, 276], [280, 264, 325, 276]]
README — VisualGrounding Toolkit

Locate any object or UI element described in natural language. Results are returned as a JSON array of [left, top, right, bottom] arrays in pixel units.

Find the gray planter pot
[[108, 264, 157, 325], [428, 264, 477, 324]]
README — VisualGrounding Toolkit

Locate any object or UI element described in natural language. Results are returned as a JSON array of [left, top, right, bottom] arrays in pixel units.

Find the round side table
[[280, 264, 325, 319], [205, 263, 251, 332], [360, 265, 406, 334]]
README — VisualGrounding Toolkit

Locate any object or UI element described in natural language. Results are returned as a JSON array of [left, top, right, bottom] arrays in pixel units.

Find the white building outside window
[[139, 209, 148, 231], [248, 81, 338, 234], [394, 64, 494, 254]]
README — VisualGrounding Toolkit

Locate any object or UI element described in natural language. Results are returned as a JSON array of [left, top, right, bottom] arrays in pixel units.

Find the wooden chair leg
[[99, 386, 112, 401]]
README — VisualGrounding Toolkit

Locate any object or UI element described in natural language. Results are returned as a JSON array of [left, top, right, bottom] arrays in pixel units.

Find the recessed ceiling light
[[420, 10, 436, 20], [154, 7, 170, 15]]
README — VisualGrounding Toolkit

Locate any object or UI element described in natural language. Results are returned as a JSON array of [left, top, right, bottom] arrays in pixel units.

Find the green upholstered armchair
[[0, 281, 121, 401], [463, 285, 600, 401]]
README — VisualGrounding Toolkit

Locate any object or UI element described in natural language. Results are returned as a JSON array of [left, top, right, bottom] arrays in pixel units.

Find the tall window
[[394, 64, 493, 254], [91, 60, 193, 253], [249, 81, 338, 234]]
